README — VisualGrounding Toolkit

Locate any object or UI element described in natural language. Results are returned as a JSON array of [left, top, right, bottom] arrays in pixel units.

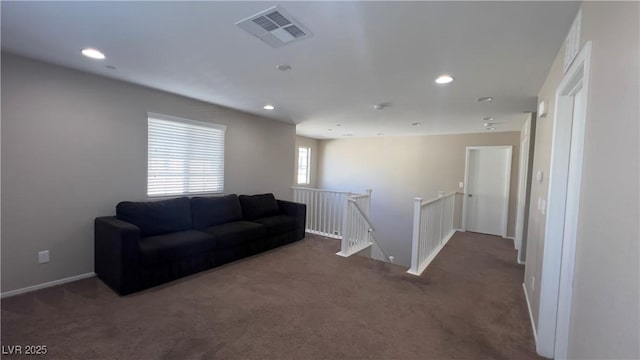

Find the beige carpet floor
[[1, 232, 539, 360]]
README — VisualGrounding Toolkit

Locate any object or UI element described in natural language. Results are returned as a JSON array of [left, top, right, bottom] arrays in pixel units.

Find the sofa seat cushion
[[191, 194, 243, 230], [239, 193, 280, 220], [139, 230, 214, 265], [117, 197, 192, 237], [203, 221, 267, 250], [252, 215, 297, 236]]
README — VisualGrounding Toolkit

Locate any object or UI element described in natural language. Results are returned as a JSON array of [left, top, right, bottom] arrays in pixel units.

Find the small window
[[297, 146, 311, 185], [147, 113, 226, 197]]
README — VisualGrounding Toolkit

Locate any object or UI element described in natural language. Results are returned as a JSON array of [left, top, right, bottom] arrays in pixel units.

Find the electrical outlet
[[389, 256, 394, 262], [38, 250, 49, 264], [532, 276, 536, 292], [458, 181, 464, 189]]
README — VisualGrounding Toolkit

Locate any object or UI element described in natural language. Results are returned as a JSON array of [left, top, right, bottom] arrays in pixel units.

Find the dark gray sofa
[[95, 193, 306, 295]]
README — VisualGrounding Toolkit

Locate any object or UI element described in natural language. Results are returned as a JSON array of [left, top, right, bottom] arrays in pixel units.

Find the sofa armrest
[[94, 216, 141, 295], [277, 200, 306, 239]]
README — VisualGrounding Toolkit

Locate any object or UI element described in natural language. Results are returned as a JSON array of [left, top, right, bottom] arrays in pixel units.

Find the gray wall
[[569, 2, 639, 358], [317, 132, 520, 266], [524, 2, 640, 359], [1, 53, 296, 293]]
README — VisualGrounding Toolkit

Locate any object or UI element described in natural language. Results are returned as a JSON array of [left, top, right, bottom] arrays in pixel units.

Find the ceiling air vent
[[236, 6, 313, 48]]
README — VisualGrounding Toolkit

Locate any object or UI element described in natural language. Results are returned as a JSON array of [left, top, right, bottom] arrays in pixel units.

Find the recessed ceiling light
[[328, 128, 333, 131], [483, 116, 495, 121], [343, 133, 353, 137], [486, 127, 496, 130], [276, 64, 291, 71], [377, 133, 385, 136], [411, 122, 422, 126], [263, 104, 275, 110], [374, 103, 390, 110], [105, 65, 117, 70], [476, 96, 494, 102], [81, 48, 106, 60], [483, 122, 494, 127], [336, 124, 342, 127], [435, 74, 454, 85]]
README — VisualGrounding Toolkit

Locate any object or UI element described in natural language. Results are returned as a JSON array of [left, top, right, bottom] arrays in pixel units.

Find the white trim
[[537, 42, 591, 360], [502, 147, 512, 238], [147, 112, 227, 131], [406, 229, 455, 276], [1, 272, 96, 298], [462, 146, 512, 237], [523, 283, 539, 348], [462, 149, 470, 230], [517, 259, 526, 265], [515, 124, 531, 254]]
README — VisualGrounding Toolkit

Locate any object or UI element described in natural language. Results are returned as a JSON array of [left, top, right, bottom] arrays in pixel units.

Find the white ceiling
[[1, 1, 580, 139]]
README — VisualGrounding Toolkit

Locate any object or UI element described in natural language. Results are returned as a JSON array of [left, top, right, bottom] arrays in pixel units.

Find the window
[[147, 113, 226, 197], [297, 146, 311, 184]]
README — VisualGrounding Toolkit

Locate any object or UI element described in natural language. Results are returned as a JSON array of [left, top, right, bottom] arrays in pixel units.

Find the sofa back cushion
[[116, 197, 192, 237], [190, 194, 243, 229], [239, 193, 280, 220]]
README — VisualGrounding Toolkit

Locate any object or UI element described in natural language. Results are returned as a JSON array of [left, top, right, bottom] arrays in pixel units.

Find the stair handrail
[[347, 196, 394, 263], [347, 198, 376, 232]]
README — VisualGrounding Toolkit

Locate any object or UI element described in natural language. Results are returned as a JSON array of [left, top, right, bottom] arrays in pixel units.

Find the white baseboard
[[454, 228, 465, 232], [1, 272, 96, 299], [522, 283, 538, 348], [518, 259, 526, 265]]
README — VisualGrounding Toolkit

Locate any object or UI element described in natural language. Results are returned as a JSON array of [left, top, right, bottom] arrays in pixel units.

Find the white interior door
[[464, 146, 512, 237]]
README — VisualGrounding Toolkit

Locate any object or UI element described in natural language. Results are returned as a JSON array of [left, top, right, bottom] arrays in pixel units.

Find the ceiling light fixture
[[377, 133, 385, 136], [476, 96, 494, 102], [483, 116, 495, 121], [483, 122, 494, 127], [435, 74, 454, 85], [486, 127, 496, 130], [374, 103, 390, 110], [343, 133, 353, 137], [263, 104, 275, 110], [81, 48, 106, 60], [336, 124, 342, 127], [276, 64, 291, 71], [411, 122, 422, 126]]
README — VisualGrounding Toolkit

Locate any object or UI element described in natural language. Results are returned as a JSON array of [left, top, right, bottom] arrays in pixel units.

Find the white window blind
[[297, 146, 311, 184], [147, 113, 226, 197]]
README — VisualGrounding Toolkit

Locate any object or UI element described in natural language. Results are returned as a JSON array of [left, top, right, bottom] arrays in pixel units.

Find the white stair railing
[[407, 192, 457, 276], [293, 187, 393, 262], [337, 191, 394, 262], [292, 187, 352, 239], [337, 191, 374, 257]]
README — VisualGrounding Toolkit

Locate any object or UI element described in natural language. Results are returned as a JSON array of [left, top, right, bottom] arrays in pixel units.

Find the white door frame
[[536, 42, 591, 359], [515, 122, 531, 253], [462, 145, 513, 238]]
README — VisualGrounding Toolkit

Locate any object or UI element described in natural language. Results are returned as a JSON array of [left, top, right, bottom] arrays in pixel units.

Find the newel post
[[409, 198, 423, 275]]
